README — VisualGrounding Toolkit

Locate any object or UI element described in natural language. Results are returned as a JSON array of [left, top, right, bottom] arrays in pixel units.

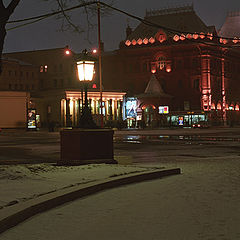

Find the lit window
[[40, 66, 44, 72], [157, 56, 166, 70]]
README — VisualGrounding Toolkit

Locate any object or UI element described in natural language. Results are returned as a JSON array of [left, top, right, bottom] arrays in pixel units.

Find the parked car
[[192, 121, 209, 129]]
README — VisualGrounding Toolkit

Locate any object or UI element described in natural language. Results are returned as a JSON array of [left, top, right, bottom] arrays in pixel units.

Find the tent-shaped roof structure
[[137, 74, 172, 98], [218, 11, 240, 38]]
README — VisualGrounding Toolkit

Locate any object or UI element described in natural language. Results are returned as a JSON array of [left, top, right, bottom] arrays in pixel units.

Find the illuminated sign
[[126, 98, 137, 118], [159, 106, 169, 114], [178, 116, 184, 126], [136, 115, 142, 121], [27, 109, 37, 129]]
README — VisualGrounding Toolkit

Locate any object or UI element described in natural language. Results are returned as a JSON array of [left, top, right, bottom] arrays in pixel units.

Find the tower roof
[[218, 11, 240, 38], [144, 74, 164, 94]]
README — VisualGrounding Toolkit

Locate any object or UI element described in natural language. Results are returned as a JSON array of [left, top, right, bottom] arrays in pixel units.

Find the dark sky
[[3, 0, 240, 53]]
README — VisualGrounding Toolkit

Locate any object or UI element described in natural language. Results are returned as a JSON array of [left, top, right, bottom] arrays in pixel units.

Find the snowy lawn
[[0, 162, 163, 210]]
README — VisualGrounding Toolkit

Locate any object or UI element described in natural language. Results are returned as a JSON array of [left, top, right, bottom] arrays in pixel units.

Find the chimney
[[126, 25, 132, 38]]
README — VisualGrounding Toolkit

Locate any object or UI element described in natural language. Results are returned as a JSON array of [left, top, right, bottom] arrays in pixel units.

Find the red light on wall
[[207, 33, 213, 40], [180, 34, 186, 40], [151, 62, 157, 73], [232, 37, 239, 44], [223, 39, 228, 44], [137, 38, 143, 45], [92, 84, 97, 88], [193, 33, 199, 39], [125, 40, 131, 46], [219, 38, 228, 44], [200, 32, 205, 39], [132, 39, 137, 45], [149, 37, 155, 44], [173, 35, 180, 41], [143, 38, 149, 44], [166, 66, 171, 72]]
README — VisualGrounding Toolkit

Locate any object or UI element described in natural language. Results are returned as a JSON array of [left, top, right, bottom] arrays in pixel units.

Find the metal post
[[84, 82, 88, 108], [97, 1, 103, 128]]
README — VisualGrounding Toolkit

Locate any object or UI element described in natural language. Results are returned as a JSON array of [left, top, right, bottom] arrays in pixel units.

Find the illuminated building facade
[[2, 47, 126, 128], [102, 5, 240, 127]]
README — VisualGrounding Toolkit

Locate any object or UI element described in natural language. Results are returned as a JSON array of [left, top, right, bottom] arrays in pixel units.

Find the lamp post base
[[79, 105, 98, 129], [58, 129, 116, 165]]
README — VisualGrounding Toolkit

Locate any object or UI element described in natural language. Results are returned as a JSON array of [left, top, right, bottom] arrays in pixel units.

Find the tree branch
[[6, 0, 20, 16], [0, 0, 5, 9], [0, 0, 20, 74]]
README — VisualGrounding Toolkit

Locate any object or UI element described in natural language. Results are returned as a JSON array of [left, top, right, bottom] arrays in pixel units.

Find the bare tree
[[0, 0, 20, 74]]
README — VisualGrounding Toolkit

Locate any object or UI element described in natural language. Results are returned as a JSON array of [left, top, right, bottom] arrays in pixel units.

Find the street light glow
[[77, 60, 95, 81]]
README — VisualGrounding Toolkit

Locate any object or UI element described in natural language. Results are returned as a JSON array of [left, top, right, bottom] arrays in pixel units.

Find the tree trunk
[[0, 0, 20, 74]]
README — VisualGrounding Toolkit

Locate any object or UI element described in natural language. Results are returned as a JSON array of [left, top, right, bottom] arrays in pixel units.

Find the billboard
[[27, 109, 37, 129], [126, 98, 137, 118], [159, 106, 169, 114]]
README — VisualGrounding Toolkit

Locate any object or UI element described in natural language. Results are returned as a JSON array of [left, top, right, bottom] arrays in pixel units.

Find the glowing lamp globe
[[65, 50, 70, 55], [77, 60, 95, 81]]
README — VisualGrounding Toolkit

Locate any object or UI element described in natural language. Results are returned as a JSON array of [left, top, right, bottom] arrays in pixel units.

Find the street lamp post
[[76, 49, 97, 129]]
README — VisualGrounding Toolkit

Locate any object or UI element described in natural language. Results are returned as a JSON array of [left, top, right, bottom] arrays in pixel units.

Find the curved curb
[[0, 168, 181, 235]]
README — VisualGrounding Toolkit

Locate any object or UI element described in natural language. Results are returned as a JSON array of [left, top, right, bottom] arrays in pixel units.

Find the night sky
[[3, 0, 240, 53]]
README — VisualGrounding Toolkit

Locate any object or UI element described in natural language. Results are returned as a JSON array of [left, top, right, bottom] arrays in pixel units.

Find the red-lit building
[[102, 5, 240, 127]]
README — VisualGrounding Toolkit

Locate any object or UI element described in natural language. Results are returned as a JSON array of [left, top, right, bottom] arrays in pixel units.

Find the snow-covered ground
[[0, 163, 161, 210], [1, 128, 240, 239], [1, 156, 240, 240]]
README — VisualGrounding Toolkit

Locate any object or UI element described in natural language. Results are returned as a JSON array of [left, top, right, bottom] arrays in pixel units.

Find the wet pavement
[[1, 127, 240, 165]]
